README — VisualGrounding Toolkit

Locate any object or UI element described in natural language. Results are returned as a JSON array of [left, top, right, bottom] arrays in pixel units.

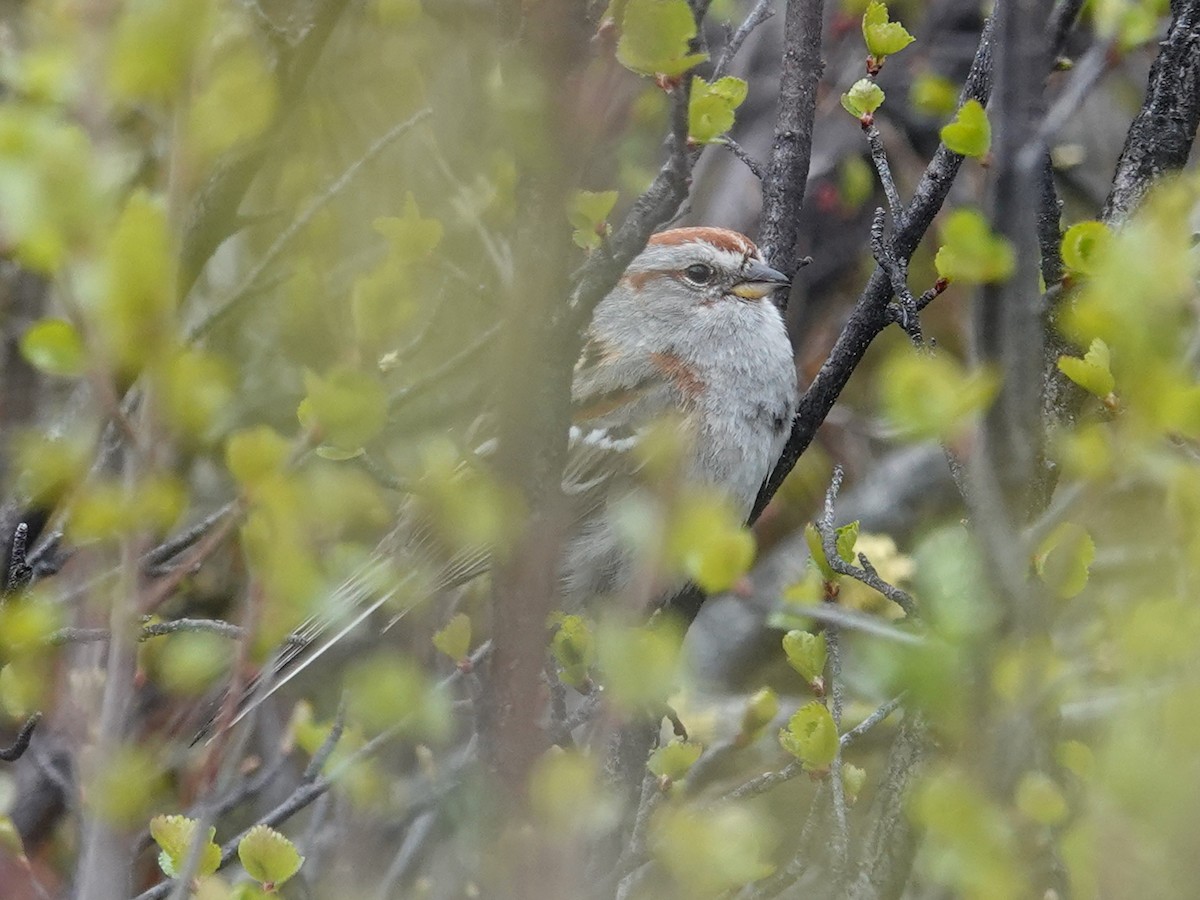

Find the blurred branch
[[142, 501, 239, 570], [753, 12, 997, 521], [758, 0, 825, 278], [0, 712, 41, 762], [1102, 0, 1200, 225], [178, 0, 349, 297], [189, 108, 433, 340]]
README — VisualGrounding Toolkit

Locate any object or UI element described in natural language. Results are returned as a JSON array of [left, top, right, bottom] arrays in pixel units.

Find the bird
[[215, 226, 798, 731], [559, 226, 797, 605]]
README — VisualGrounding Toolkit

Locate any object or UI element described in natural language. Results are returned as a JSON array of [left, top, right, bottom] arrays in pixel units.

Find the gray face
[[624, 239, 791, 309]]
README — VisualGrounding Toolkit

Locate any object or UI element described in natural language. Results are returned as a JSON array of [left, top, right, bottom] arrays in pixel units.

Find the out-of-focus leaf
[[616, 0, 707, 77], [934, 208, 1015, 284], [238, 825, 304, 889], [19, 318, 85, 377]]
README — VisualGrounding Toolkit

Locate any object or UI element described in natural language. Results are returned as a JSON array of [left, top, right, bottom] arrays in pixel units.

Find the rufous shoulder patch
[[650, 351, 706, 400], [649, 227, 759, 258]]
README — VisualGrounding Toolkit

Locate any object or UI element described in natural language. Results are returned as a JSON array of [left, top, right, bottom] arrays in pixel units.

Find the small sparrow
[[219, 227, 797, 728], [560, 226, 798, 603]]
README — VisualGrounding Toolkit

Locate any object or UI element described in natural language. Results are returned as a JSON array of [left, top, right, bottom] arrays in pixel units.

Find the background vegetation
[[0, 0, 1198, 897]]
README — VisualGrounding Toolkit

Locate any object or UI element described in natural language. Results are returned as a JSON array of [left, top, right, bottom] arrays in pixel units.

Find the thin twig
[[864, 126, 903, 223], [840, 695, 905, 748], [189, 108, 432, 340], [0, 712, 41, 762], [713, 0, 775, 80], [143, 502, 238, 568], [721, 137, 765, 179]]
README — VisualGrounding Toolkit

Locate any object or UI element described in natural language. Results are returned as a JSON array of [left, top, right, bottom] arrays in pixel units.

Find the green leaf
[[616, 0, 707, 77], [1060, 220, 1111, 276], [432, 613, 472, 661], [843, 763, 867, 804], [302, 367, 388, 452], [688, 75, 748, 144], [782, 630, 827, 684], [804, 522, 837, 580], [20, 318, 85, 376], [840, 78, 885, 118], [1057, 338, 1115, 399], [778, 701, 838, 770], [373, 194, 444, 262], [1015, 772, 1069, 825], [862, 1, 915, 60], [568, 190, 619, 250], [549, 613, 597, 690], [934, 208, 1015, 284], [879, 351, 1000, 442], [940, 99, 991, 158], [910, 72, 959, 116], [647, 738, 703, 782], [225, 427, 291, 489], [835, 521, 860, 564], [238, 824, 304, 889], [739, 687, 779, 740], [1035, 521, 1095, 599], [150, 815, 221, 879], [596, 619, 683, 711]]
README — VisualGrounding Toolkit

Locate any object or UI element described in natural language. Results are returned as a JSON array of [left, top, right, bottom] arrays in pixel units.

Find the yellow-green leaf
[[934, 208, 1015, 284], [432, 613, 472, 661], [1060, 220, 1111, 276], [843, 763, 867, 804], [550, 613, 597, 690], [841, 78, 885, 118], [862, 1, 915, 60], [804, 522, 837, 580], [20, 318, 85, 377], [1016, 772, 1069, 825], [688, 75, 748, 144], [782, 630, 827, 683], [150, 815, 221, 879], [779, 701, 838, 769], [302, 367, 388, 452], [1035, 521, 1095, 599], [836, 521, 860, 564], [568, 190, 619, 250], [1057, 338, 1115, 399], [647, 738, 703, 782], [940, 99, 991, 158], [373, 194, 444, 262], [226, 427, 291, 489], [739, 687, 779, 740], [616, 0, 707, 77], [237, 825, 304, 888], [879, 351, 1000, 442], [910, 72, 959, 116]]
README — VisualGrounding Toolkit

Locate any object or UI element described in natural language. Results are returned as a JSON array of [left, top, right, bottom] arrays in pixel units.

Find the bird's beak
[[730, 260, 791, 300]]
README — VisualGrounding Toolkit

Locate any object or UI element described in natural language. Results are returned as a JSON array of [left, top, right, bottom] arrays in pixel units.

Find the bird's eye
[[683, 263, 715, 285]]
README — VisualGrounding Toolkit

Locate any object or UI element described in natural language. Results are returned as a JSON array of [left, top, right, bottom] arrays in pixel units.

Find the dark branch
[[1102, 0, 1200, 225], [758, 0, 825, 279], [752, 14, 996, 521], [0, 712, 41, 762]]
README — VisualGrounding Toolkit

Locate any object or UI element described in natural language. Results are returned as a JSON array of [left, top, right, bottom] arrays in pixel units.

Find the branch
[[0, 712, 41, 763], [713, 0, 775, 80], [4, 522, 31, 596], [752, 13, 997, 520], [188, 108, 433, 340], [758, 0, 825, 278], [1102, 0, 1200, 225]]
